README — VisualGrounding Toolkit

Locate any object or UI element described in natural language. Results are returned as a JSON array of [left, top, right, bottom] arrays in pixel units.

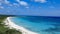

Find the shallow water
[[10, 16, 60, 34]]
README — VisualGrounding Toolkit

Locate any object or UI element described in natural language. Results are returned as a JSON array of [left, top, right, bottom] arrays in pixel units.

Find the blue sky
[[0, 0, 60, 16]]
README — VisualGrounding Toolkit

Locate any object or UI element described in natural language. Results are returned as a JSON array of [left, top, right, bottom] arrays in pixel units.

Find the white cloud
[[39, 7, 42, 8], [0, 0, 10, 4], [16, 0, 28, 6], [13, 3, 19, 7], [0, 3, 2, 5], [49, 6, 55, 8], [20, 1, 28, 6], [25, 7, 29, 8], [0, 0, 11, 6], [4, 0, 10, 4], [0, 0, 28, 6], [34, 0, 47, 3], [0, 6, 4, 9]]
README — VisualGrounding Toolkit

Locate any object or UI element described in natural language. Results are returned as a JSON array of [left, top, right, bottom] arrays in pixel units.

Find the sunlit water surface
[[10, 16, 60, 34]]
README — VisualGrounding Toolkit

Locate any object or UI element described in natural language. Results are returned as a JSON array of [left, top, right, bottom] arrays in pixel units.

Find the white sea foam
[[4, 17, 38, 34]]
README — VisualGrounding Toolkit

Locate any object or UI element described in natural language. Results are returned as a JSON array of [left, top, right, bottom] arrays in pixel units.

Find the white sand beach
[[4, 17, 38, 34]]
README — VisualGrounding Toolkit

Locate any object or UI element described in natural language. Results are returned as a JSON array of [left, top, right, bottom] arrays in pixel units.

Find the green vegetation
[[0, 15, 22, 34]]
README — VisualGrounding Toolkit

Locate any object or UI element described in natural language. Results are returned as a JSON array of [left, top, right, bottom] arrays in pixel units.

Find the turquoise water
[[11, 16, 60, 34]]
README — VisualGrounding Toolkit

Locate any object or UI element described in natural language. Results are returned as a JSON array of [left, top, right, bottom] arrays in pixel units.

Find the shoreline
[[4, 17, 38, 34]]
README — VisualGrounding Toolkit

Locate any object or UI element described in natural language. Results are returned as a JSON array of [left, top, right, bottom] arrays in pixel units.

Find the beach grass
[[0, 15, 22, 34]]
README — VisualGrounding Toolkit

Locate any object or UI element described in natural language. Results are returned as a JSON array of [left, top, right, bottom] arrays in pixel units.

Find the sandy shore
[[4, 17, 38, 34]]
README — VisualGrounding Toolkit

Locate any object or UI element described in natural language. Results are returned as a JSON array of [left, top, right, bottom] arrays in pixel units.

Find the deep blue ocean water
[[11, 16, 60, 34]]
